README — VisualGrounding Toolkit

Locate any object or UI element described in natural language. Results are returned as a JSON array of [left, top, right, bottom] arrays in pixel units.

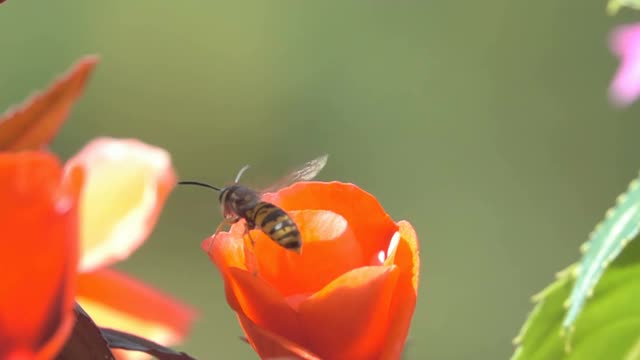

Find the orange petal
[[76, 268, 196, 358], [252, 209, 364, 298], [237, 313, 321, 360], [65, 138, 176, 272], [224, 267, 304, 346], [204, 224, 257, 312], [379, 221, 420, 359], [383, 221, 420, 292], [0, 151, 83, 359], [298, 265, 400, 359], [264, 182, 398, 267], [0, 56, 98, 150], [205, 225, 249, 274]]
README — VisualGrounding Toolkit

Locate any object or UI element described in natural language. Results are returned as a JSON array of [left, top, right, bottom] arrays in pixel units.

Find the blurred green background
[[2, 1, 640, 359]]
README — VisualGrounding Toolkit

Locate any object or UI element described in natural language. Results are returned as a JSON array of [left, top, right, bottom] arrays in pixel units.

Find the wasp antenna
[[234, 165, 250, 183], [178, 180, 222, 192]]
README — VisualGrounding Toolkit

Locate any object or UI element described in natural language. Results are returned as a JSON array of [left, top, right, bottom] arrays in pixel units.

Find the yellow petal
[[65, 137, 175, 272]]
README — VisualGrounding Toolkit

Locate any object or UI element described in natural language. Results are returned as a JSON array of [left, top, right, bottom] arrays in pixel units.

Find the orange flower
[[0, 56, 195, 359], [0, 152, 84, 360], [205, 182, 420, 360]]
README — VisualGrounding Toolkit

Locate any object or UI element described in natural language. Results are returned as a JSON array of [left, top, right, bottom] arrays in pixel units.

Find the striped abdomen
[[245, 201, 302, 252]]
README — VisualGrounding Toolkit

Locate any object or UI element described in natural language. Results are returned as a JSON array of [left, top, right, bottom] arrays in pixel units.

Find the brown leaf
[[56, 304, 115, 360], [0, 55, 99, 151]]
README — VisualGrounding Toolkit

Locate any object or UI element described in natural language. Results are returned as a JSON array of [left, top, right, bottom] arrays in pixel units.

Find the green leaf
[[607, 0, 640, 15], [511, 236, 640, 360], [564, 176, 640, 331]]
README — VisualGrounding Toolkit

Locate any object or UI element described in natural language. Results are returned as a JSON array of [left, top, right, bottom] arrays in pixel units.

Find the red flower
[[0, 152, 84, 360], [205, 182, 420, 360]]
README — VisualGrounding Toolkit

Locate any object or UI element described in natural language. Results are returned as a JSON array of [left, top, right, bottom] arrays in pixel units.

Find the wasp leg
[[206, 214, 241, 252], [205, 221, 227, 253], [243, 227, 259, 276]]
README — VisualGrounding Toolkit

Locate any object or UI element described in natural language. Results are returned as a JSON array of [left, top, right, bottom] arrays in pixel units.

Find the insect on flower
[[178, 154, 328, 254]]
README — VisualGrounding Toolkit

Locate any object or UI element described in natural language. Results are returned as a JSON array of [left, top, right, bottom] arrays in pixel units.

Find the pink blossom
[[609, 23, 640, 107]]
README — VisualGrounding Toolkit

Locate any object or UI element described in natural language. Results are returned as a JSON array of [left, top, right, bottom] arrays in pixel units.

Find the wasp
[[179, 154, 328, 253]]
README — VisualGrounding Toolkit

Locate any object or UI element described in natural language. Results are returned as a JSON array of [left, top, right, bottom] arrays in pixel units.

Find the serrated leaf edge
[[563, 175, 640, 334], [511, 265, 575, 359]]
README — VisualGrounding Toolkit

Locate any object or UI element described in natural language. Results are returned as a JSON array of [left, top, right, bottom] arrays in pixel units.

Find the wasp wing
[[261, 154, 328, 194], [284, 154, 328, 183]]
